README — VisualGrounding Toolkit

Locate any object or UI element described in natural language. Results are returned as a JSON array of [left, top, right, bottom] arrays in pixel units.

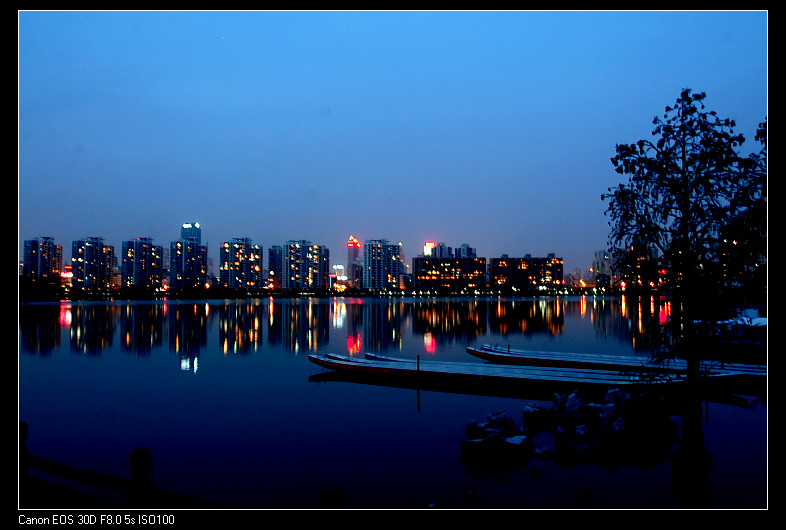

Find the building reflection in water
[[120, 303, 165, 357], [169, 303, 209, 372], [218, 301, 263, 355], [19, 296, 672, 365], [68, 303, 120, 355]]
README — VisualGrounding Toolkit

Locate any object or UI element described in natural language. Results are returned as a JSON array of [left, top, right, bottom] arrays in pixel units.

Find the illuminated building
[[267, 245, 283, 289], [347, 235, 362, 288], [586, 249, 615, 287], [219, 237, 264, 289], [169, 223, 208, 289], [121, 237, 164, 289], [412, 256, 487, 292], [331, 265, 348, 291], [363, 239, 402, 290], [23, 236, 62, 281], [347, 235, 361, 262], [423, 241, 476, 259], [180, 222, 202, 244], [71, 237, 115, 292], [283, 240, 330, 290], [490, 253, 564, 290]]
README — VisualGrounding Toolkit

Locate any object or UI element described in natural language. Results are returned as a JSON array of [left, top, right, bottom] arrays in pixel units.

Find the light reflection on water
[[20, 296, 647, 359], [18, 296, 765, 509]]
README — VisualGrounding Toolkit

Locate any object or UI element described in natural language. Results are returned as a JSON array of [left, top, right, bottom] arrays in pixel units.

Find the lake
[[18, 296, 767, 509]]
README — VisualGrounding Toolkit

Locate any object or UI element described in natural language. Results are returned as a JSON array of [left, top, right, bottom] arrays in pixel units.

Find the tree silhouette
[[602, 89, 766, 368]]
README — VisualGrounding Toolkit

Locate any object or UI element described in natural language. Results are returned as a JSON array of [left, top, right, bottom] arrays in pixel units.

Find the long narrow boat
[[310, 353, 763, 400], [310, 353, 697, 390], [466, 344, 767, 377]]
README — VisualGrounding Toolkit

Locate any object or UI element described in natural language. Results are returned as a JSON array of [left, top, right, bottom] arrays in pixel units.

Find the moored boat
[[309, 352, 763, 400], [310, 353, 691, 389], [466, 344, 766, 377]]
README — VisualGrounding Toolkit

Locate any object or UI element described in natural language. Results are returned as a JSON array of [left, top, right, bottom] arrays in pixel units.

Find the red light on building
[[347, 236, 362, 249]]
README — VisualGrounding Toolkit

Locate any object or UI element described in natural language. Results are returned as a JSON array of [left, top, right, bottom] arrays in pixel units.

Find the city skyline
[[18, 11, 767, 274], [22, 230, 571, 295], [21, 228, 566, 272]]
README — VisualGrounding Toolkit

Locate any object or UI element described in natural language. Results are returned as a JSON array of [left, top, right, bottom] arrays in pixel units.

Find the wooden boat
[[466, 344, 767, 377], [309, 353, 693, 389], [310, 352, 764, 400]]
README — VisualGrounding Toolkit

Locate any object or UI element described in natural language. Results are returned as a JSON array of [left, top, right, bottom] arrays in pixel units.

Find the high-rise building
[[591, 250, 614, 283], [363, 239, 402, 290], [347, 235, 363, 288], [219, 237, 264, 289], [180, 222, 202, 245], [23, 237, 62, 281], [312, 244, 330, 290], [422, 241, 476, 259], [282, 240, 330, 290], [121, 237, 164, 289], [71, 237, 115, 292], [456, 243, 477, 258], [347, 235, 361, 264], [435, 243, 453, 258], [169, 239, 208, 289], [170, 223, 208, 289], [268, 245, 283, 290]]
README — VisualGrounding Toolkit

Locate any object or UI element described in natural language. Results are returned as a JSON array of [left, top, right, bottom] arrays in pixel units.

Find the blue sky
[[18, 10, 767, 273]]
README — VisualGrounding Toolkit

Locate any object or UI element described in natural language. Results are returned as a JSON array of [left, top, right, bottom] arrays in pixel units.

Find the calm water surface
[[18, 296, 766, 509]]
